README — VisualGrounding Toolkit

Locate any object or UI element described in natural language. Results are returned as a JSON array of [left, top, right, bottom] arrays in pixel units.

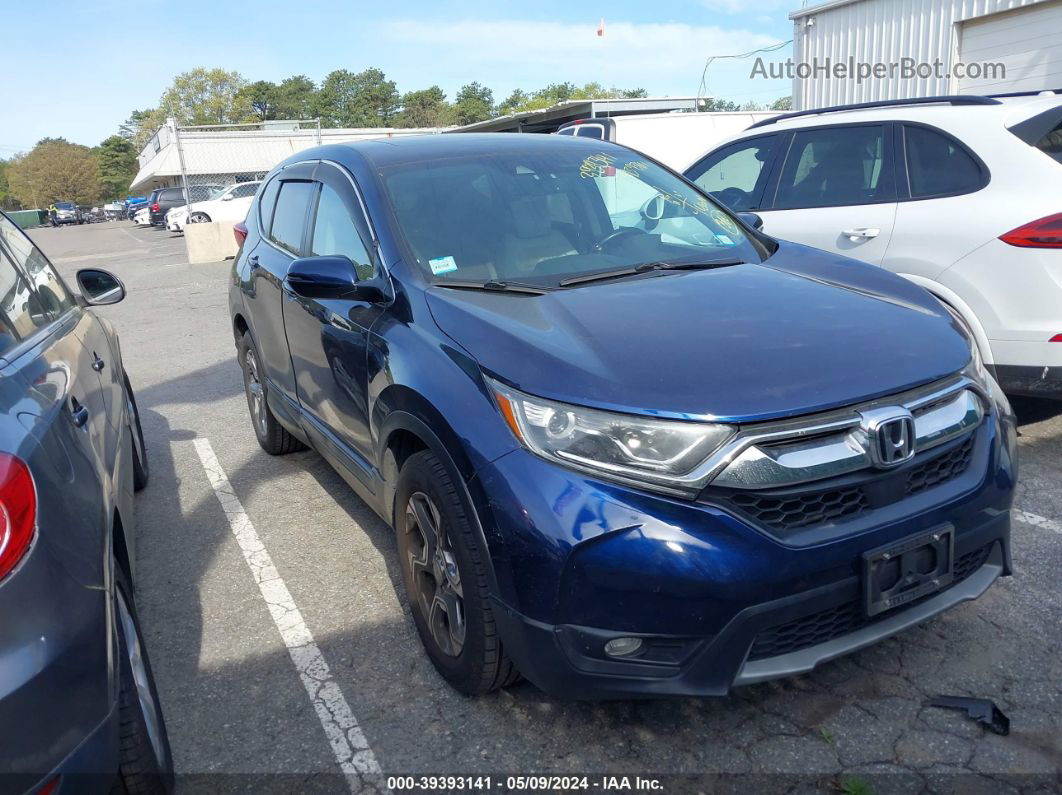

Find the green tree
[[0, 159, 21, 211], [7, 140, 101, 206], [95, 135, 138, 199], [119, 108, 168, 150], [159, 67, 253, 125], [238, 80, 281, 121], [397, 86, 449, 128], [316, 68, 399, 127], [703, 98, 742, 112], [452, 82, 494, 126], [275, 75, 318, 119], [497, 89, 530, 116], [770, 95, 793, 111]]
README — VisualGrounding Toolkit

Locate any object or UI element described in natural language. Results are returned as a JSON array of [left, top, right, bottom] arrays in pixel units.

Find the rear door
[[244, 165, 317, 403], [756, 123, 899, 265]]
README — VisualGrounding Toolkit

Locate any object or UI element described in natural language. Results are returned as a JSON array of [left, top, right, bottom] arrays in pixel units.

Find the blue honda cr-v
[[229, 133, 1016, 699]]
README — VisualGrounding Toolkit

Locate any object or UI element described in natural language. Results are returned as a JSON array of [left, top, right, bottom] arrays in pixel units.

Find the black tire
[[125, 373, 149, 491], [395, 450, 520, 695], [188, 212, 211, 224], [238, 331, 305, 455], [113, 569, 174, 794]]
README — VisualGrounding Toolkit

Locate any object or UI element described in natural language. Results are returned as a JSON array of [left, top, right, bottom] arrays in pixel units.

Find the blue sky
[[2, 0, 794, 153]]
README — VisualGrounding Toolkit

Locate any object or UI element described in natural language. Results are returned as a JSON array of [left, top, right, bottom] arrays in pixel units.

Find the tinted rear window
[[269, 181, 314, 255], [1009, 105, 1062, 165], [1034, 120, 1062, 164], [904, 125, 985, 198]]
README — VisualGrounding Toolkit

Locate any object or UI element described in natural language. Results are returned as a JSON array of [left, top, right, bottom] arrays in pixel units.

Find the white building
[[129, 121, 445, 194], [790, 0, 1062, 110]]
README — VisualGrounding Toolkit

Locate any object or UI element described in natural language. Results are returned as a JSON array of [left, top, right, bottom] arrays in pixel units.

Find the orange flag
[[597, 17, 605, 37]]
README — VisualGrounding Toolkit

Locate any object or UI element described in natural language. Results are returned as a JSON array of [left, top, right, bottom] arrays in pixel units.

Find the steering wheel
[[714, 187, 748, 209], [592, 226, 644, 252]]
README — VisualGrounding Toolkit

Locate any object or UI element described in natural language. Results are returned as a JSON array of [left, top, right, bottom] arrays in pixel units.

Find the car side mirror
[[76, 268, 126, 305], [738, 212, 764, 230], [221, 194, 233, 201], [286, 255, 385, 302]]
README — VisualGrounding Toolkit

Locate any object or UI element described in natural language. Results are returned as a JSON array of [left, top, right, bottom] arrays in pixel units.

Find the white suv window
[[774, 125, 892, 209], [904, 125, 984, 198], [688, 136, 778, 211]]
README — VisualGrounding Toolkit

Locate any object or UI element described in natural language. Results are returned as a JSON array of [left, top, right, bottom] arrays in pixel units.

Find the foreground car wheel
[[114, 571, 174, 794], [238, 331, 305, 455], [189, 212, 210, 224], [396, 450, 520, 695]]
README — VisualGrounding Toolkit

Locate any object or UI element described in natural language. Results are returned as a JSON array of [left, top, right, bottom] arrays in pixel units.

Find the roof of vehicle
[[741, 92, 1062, 134], [323, 131, 634, 170]]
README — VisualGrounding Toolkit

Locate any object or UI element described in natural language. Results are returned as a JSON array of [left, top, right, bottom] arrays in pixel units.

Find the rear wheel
[[395, 450, 520, 695], [239, 331, 305, 455], [113, 570, 174, 794]]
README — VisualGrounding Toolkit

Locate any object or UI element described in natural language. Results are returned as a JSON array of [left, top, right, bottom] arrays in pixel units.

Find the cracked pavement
[[35, 222, 1062, 792]]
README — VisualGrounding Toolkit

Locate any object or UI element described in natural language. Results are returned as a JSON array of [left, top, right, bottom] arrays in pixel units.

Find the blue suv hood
[[425, 243, 970, 423]]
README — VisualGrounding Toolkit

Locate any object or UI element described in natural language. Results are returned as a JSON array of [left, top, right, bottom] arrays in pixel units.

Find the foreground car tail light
[[233, 221, 248, 245], [0, 454, 36, 580], [999, 213, 1062, 248], [1051, 334, 1062, 342], [151, 202, 160, 213]]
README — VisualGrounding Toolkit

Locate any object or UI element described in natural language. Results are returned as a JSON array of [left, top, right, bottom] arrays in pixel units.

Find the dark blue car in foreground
[[0, 213, 172, 790], [229, 133, 1016, 698]]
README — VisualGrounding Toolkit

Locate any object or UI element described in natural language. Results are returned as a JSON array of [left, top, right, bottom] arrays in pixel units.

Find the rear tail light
[[151, 202, 160, 213], [1000, 213, 1062, 248], [0, 454, 36, 580], [233, 222, 248, 246], [1050, 334, 1062, 342]]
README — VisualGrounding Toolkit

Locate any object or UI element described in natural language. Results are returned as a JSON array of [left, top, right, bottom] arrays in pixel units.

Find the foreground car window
[[381, 146, 763, 286]]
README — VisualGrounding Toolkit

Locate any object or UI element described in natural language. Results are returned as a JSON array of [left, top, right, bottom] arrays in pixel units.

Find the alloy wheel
[[405, 491, 465, 656], [116, 588, 167, 769], [244, 349, 267, 437]]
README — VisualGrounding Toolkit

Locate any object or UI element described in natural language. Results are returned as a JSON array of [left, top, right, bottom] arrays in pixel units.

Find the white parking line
[[192, 438, 382, 785], [1015, 509, 1062, 535]]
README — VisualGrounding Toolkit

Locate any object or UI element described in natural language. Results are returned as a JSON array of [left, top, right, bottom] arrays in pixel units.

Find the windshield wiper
[[558, 258, 746, 287], [436, 279, 552, 295]]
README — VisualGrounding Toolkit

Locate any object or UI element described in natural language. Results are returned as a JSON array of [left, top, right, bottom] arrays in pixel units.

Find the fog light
[[603, 637, 643, 658]]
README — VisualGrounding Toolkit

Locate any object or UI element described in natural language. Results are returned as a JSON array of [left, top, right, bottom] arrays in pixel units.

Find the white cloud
[[700, 0, 792, 14], [377, 18, 784, 97]]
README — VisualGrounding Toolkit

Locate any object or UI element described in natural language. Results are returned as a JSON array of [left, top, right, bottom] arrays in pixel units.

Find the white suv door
[[690, 123, 899, 265]]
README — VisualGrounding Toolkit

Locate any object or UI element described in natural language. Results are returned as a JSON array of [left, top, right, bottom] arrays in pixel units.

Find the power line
[[697, 40, 793, 104]]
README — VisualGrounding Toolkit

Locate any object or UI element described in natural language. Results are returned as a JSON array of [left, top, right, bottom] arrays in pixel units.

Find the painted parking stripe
[[1015, 509, 1062, 536], [193, 438, 382, 784]]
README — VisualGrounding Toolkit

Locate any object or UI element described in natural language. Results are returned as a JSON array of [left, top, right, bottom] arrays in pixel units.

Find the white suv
[[684, 93, 1062, 398]]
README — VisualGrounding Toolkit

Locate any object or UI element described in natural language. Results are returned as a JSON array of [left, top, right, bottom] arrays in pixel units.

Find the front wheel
[[113, 570, 174, 794], [395, 450, 520, 695], [188, 212, 210, 224]]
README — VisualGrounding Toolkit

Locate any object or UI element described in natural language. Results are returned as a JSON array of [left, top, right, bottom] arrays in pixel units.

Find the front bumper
[[473, 405, 1016, 699]]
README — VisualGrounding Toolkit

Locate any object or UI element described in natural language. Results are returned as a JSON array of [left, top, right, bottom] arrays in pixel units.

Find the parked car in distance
[[0, 212, 172, 790], [685, 92, 1062, 398], [230, 134, 1016, 699], [555, 111, 778, 171], [167, 181, 261, 232], [148, 184, 224, 227], [52, 201, 82, 226], [134, 206, 151, 226]]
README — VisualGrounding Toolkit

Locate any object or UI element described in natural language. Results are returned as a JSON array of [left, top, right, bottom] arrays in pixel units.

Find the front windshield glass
[[381, 144, 766, 286], [56, 202, 75, 210]]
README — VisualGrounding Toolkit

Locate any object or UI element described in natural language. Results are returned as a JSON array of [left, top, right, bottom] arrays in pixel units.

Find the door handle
[[248, 254, 260, 270], [70, 397, 89, 428], [92, 354, 105, 373], [842, 227, 880, 241]]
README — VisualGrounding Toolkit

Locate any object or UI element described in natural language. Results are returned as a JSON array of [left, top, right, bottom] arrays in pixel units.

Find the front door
[[281, 165, 385, 487], [757, 124, 898, 265]]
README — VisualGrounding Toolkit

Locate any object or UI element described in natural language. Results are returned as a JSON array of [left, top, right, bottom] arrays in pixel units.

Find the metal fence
[[164, 119, 324, 228]]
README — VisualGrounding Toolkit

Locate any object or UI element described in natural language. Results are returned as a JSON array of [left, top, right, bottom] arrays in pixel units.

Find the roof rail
[[985, 88, 1062, 98], [747, 95, 1002, 129]]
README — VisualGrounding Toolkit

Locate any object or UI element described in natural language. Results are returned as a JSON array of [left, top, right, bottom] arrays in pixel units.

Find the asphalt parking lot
[[32, 221, 1062, 793]]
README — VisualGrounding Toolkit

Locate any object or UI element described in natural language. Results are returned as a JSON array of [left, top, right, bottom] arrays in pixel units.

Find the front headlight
[[487, 377, 734, 490]]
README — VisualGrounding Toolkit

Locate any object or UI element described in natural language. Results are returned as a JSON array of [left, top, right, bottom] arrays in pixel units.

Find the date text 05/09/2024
[[387, 776, 664, 791]]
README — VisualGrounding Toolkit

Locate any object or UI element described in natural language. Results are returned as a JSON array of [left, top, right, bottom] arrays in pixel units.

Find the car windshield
[[381, 144, 766, 287], [56, 202, 75, 210]]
